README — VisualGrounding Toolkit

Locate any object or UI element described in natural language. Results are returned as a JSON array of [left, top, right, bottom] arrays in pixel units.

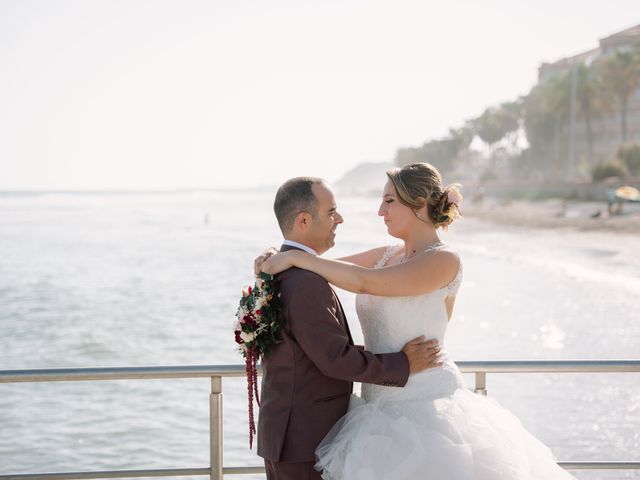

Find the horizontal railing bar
[[0, 467, 210, 480], [559, 461, 640, 469], [1, 360, 639, 384], [0, 466, 267, 480], [2, 462, 639, 479], [457, 360, 640, 373], [0, 365, 248, 383], [223, 466, 267, 474]]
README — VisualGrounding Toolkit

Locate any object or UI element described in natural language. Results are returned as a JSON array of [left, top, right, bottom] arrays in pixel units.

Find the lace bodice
[[356, 244, 462, 355], [355, 244, 464, 402]]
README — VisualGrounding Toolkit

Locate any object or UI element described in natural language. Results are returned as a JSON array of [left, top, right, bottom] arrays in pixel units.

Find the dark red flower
[[243, 314, 257, 328]]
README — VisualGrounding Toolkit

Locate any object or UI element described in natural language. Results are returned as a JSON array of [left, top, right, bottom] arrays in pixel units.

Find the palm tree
[[394, 146, 426, 167], [545, 71, 573, 176], [599, 48, 640, 142], [574, 63, 603, 166], [471, 103, 521, 178], [394, 126, 475, 173], [523, 85, 554, 177], [474, 104, 520, 152], [522, 72, 572, 179], [447, 126, 474, 163]]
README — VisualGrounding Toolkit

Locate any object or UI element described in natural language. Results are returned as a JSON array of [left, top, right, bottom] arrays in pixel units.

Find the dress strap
[[374, 243, 462, 298], [445, 262, 463, 299], [423, 244, 462, 298], [374, 245, 401, 269], [422, 242, 445, 254]]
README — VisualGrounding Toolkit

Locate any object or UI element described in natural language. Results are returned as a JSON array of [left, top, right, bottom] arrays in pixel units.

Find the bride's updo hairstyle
[[386, 162, 462, 229]]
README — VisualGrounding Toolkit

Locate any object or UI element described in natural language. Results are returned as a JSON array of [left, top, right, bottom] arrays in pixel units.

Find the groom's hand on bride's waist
[[401, 337, 443, 374]]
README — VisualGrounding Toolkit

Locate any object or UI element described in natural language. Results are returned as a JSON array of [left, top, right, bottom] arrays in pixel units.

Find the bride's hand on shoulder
[[254, 247, 279, 275], [260, 250, 302, 275]]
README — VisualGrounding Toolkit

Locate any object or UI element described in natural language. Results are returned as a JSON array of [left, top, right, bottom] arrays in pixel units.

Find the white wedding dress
[[315, 244, 575, 480]]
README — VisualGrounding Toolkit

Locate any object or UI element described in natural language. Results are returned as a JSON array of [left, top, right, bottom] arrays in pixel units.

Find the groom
[[256, 177, 441, 480]]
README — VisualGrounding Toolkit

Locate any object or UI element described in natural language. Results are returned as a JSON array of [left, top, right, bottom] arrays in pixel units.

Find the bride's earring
[[414, 205, 428, 223], [413, 198, 429, 223]]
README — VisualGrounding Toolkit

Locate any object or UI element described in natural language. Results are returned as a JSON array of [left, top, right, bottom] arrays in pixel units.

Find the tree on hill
[[394, 126, 474, 173], [471, 101, 521, 178], [522, 72, 574, 179], [473, 102, 520, 152], [600, 46, 640, 142], [574, 63, 606, 167]]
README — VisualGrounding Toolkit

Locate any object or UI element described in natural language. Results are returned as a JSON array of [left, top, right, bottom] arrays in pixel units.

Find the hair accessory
[[447, 188, 462, 208]]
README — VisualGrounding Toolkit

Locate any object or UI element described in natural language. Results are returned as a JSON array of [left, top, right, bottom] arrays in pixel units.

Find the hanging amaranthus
[[234, 272, 281, 448]]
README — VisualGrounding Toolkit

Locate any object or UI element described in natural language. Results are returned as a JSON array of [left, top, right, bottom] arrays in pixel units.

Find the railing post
[[474, 371, 487, 395], [210, 376, 223, 480]]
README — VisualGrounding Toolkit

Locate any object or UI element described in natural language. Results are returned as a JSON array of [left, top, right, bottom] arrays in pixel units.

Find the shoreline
[[462, 198, 640, 235]]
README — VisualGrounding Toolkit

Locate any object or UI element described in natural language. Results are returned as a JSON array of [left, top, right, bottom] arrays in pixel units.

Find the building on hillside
[[537, 23, 640, 175]]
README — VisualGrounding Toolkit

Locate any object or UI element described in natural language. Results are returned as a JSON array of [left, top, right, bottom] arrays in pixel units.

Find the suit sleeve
[[284, 273, 410, 387]]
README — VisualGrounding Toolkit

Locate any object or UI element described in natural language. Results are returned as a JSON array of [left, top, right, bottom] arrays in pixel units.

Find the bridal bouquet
[[234, 272, 281, 448]]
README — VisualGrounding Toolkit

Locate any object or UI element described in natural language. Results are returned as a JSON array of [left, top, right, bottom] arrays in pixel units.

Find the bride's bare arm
[[260, 250, 460, 297], [254, 246, 388, 274], [336, 246, 388, 268]]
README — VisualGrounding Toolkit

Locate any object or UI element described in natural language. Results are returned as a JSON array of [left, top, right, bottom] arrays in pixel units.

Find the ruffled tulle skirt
[[315, 361, 575, 480]]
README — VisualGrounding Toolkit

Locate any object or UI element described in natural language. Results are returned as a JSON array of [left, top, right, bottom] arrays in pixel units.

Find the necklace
[[400, 241, 443, 263]]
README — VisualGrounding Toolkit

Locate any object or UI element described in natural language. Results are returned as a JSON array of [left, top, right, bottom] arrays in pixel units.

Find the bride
[[259, 162, 575, 480]]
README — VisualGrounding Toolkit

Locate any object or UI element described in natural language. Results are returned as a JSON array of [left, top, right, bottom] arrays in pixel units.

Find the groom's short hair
[[274, 177, 324, 234]]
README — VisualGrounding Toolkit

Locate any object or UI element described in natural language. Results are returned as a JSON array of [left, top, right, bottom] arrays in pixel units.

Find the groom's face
[[307, 183, 343, 254]]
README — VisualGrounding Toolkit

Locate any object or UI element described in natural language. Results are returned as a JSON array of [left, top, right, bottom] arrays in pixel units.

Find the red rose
[[235, 329, 243, 345], [243, 314, 257, 328]]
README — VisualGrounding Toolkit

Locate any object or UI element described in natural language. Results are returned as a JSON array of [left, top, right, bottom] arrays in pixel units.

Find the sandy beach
[[463, 198, 640, 235]]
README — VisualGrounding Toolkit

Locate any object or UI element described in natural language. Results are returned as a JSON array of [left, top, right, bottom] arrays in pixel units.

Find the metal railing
[[1, 360, 639, 479]]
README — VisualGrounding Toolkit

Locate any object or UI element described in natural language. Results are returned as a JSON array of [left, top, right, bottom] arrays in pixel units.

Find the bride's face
[[378, 180, 420, 238]]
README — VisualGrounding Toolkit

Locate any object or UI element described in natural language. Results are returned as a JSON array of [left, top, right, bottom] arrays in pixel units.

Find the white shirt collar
[[282, 239, 318, 256]]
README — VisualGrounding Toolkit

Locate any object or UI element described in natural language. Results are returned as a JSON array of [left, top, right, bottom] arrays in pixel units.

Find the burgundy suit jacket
[[257, 244, 410, 462]]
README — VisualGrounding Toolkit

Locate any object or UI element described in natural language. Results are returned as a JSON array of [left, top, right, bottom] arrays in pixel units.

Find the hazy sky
[[1, 1, 638, 190]]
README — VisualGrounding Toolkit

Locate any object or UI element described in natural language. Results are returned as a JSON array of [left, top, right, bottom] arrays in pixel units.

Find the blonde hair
[[386, 162, 462, 229]]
